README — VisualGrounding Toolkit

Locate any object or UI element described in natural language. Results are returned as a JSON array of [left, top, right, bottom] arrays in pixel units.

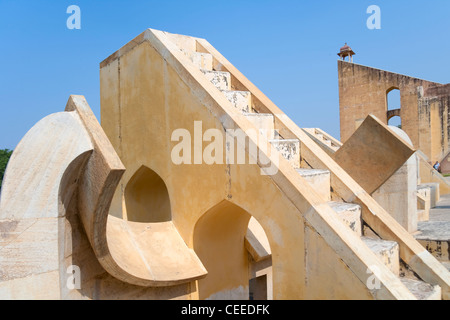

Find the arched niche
[[124, 166, 172, 223]]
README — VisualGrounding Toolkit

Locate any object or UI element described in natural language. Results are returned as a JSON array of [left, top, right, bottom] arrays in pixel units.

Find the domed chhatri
[[338, 43, 355, 62]]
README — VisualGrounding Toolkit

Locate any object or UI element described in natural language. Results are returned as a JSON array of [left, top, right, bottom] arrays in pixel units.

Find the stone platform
[[416, 194, 450, 270]]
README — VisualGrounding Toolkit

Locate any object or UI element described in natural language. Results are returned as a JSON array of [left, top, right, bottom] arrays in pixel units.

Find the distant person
[[433, 161, 442, 173]]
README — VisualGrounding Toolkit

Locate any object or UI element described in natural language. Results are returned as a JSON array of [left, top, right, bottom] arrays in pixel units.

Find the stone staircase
[[182, 47, 442, 300]]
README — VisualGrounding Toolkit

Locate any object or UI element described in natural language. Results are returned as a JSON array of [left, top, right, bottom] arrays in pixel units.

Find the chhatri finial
[[338, 43, 356, 62]]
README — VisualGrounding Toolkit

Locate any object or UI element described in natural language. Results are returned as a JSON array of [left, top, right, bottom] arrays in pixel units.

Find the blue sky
[[1, 0, 449, 150]]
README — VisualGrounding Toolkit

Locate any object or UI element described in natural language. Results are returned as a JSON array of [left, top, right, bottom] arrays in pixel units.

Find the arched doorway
[[124, 166, 172, 222], [193, 200, 272, 300]]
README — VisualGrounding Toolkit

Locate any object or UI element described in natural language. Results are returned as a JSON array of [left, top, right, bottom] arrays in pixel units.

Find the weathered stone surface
[[0, 103, 94, 299], [362, 237, 400, 276], [328, 202, 362, 236], [0, 218, 59, 282], [244, 113, 275, 141], [202, 70, 231, 91], [0, 112, 93, 220], [184, 51, 213, 71], [270, 139, 300, 169], [0, 270, 61, 300]]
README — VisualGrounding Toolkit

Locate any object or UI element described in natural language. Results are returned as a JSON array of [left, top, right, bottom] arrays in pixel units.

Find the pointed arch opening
[[193, 200, 273, 300], [124, 166, 172, 223]]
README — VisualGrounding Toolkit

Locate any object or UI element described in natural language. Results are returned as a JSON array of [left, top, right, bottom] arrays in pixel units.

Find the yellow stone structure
[[0, 29, 449, 300]]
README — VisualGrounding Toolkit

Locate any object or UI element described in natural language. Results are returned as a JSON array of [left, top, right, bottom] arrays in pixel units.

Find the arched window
[[194, 200, 272, 300], [387, 88, 401, 111], [387, 88, 401, 128]]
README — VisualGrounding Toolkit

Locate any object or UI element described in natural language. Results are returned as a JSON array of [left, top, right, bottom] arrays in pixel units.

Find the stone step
[[296, 169, 331, 202], [400, 278, 441, 300], [223, 90, 252, 113], [328, 201, 362, 236], [201, 70, 231, 91], [244, 113, 275, 141], [315, 133, 324, 141], [184, 51, 213, 71], [269, 139, 300, 169], [361, 237, 400, 276], [443, 262, 450, 272]]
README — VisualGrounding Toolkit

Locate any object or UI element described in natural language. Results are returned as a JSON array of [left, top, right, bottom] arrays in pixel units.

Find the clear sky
[[1, 0, 449, 150]]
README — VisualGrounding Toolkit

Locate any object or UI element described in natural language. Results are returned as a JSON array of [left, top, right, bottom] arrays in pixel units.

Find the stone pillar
[[372, 127, 418, 233]]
